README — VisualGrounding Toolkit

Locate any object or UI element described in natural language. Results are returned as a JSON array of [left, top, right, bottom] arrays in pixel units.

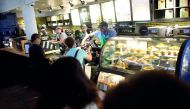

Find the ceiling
[[11, 0, 109, 17], [34, 0, 95, 12]]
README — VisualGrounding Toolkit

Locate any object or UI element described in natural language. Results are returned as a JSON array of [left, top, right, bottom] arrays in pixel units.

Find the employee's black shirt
[[29, 44, 49, 67]]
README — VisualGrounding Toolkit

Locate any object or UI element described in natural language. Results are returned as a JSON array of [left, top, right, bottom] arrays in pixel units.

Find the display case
[[97, 36, 186, 91]]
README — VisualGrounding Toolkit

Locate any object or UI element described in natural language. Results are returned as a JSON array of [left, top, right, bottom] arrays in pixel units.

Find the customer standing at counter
[[75, 24, 89, 47], [50, 26, 67, 44], [29, 33, 49, 67], [50, 26, 68, 54], [64, 37, 92, 68], [81, 21, 117, 47]]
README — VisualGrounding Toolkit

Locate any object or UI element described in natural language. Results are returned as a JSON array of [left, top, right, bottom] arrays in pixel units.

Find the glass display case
[[98, 36, 186, 91]]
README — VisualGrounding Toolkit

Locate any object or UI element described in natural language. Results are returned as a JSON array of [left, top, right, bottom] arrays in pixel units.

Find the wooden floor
[[0, 85, 39, 109]]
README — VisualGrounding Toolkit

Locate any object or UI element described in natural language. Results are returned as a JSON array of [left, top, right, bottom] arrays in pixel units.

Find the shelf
[[153, 18, 175, 22], [154, 8, 174, 11], [45, 49, 60, 55], [175, 17, 190, 20], [175, 6, 190, 8], [100, 67, 133, 77], [153, 0, 190, 21]]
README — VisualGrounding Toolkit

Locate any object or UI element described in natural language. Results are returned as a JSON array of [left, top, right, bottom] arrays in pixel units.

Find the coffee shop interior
[[1, 0, 190, 108]]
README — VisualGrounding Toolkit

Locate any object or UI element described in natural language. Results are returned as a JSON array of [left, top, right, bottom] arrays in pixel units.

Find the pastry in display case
[[98, 36, 187, 91]]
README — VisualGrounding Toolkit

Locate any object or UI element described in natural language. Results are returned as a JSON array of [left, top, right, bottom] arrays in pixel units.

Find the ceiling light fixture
[[37, 9, 42, 13], [59, 5, 64, 9], [80, 0, 86, 5], [69, 1, 74, 7], [48, 6, 52, 11]]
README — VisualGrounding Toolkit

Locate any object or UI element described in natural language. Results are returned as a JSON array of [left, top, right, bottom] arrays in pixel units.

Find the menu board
[[115, 0, 131, 21], [132, 0, 151, 21], [47, 17, 51, 21], [71, 9, 81, 26], [101, 1, 116, 22], [51, 16, 57, 21], [89, 4, 102, 23], [57, 15, 63, 20], [64, 14, 69, 20], [79, 6, 90, 23]]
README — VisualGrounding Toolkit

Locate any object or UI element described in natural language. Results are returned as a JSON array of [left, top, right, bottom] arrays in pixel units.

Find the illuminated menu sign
[[64, 14, 69, 20], [101, 1, 116, 22], [79, 6, 90, 23], [89, 4, 102, 23], [115, 0, 131, 21], [132, 0, 151, 21], [71, 9, 81, 26]]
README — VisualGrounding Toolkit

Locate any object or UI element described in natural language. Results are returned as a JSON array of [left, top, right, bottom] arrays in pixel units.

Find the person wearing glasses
[[29, 33, 49, 68]]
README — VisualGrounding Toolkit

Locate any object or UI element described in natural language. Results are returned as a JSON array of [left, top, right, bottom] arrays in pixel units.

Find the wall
[[0, 0, 23, 13], [16, 9, 70, 18], [17, 17, 46, 28], [0, 0, 38, 13], [0, 13, 17, 36]]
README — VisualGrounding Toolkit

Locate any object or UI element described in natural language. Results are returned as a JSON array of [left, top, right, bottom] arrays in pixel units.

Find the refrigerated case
[[97, 36, 186, 91]]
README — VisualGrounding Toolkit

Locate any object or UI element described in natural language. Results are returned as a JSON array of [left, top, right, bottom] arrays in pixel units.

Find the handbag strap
[[74, 49, 80, 58]]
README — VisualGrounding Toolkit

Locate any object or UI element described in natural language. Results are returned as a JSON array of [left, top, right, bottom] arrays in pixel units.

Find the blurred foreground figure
[[104, 70, 190, 109]]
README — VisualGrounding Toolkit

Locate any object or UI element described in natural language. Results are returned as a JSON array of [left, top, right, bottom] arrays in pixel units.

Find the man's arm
[[110, 29, 117, 37], [81, 31, 99, 46], [85, 47, 92, 61], [81, 34, 89, 46]]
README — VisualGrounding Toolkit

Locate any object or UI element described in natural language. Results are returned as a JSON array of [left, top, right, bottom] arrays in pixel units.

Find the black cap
[[99, 21, 108, 28]]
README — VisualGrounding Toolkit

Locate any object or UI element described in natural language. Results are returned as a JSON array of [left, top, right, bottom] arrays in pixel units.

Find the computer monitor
[[24, 43, 30, 54]]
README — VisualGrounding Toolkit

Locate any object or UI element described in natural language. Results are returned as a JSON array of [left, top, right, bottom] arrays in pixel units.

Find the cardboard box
[[180, 0, 188, 7], [158, 0, 165, 9], [166, 0, 174, 8], [165, 10, 173, 19], [180, 8, 189, 18]]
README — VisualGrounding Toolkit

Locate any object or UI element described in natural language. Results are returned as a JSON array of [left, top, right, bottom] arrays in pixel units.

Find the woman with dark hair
[[37, 57, 103, 109], [64, 37, 92, 68], [104, 70, 190, 109]]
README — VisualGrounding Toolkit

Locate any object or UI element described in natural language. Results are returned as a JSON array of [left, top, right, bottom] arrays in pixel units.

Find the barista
[[50, 26, 67, 44], [50, 26, 68, 54], [81, 21, 117, 47]]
